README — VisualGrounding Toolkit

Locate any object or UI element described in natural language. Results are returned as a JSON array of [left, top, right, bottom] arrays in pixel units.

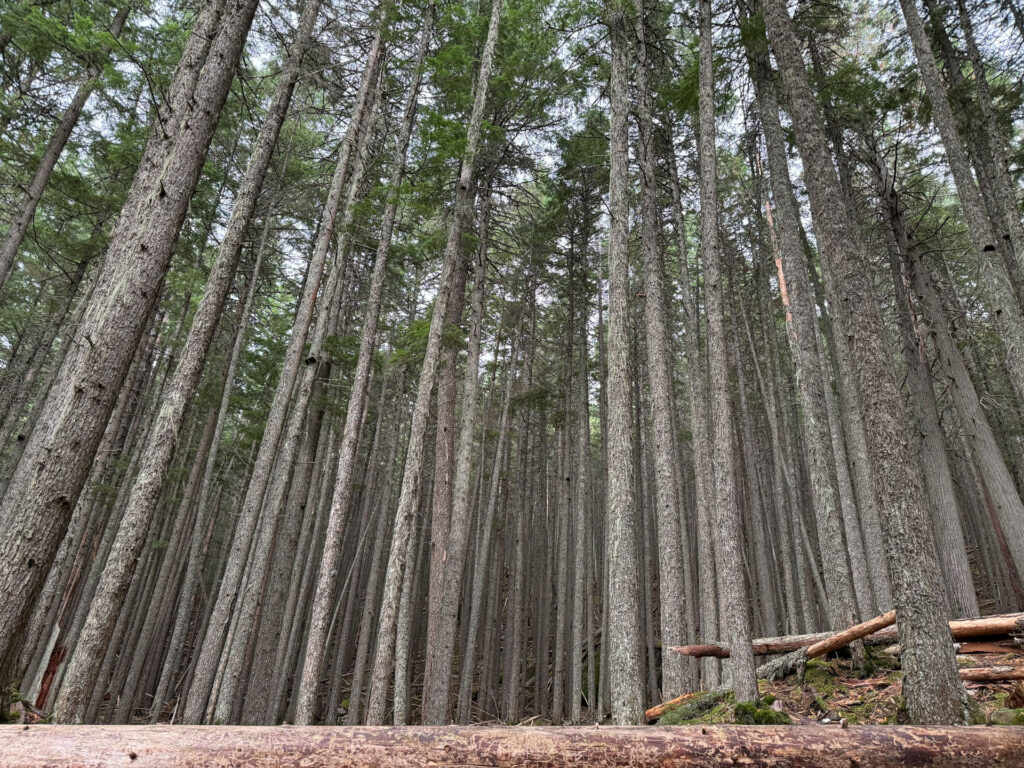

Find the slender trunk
[[906, 225, 1024, 587], [456, 349, 517, 723], [149, 223, 270, 722], [51, 1, 321, 723], [869, 146, 979, 618], [744, 19, 860, 640], [295, 13, 432, 723], [421, 198, 495, 725], [0, 5, 130, 289], [182, 21, 384, 723], [633, 0, 689, 699], [700, 0, 757, 702], [604, 4, 645, 724], [897, 0, 1024, 412]]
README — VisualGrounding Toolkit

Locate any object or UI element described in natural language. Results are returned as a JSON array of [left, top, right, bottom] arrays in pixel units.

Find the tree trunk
[[50, 0, 321, 723], [633, 0, 690, 700], [869, 146, 979, 618], [603, 3, 645, 725], [181, 20, 384, 723], [421, 191, 492, 725], [699, 0, 757, 703], [0, 5, 130, 290], [744, 17, 860, 641], [896, 0, 1024, 413], [456, 343, 517, 723]]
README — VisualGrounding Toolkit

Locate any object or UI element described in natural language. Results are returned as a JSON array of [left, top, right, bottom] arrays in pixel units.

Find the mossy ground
[[656, 690, 792, 725], [656, 650, 1024, 726]]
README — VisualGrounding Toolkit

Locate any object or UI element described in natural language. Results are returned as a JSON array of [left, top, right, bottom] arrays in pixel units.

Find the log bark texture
[[1, 725, 1023, 767]]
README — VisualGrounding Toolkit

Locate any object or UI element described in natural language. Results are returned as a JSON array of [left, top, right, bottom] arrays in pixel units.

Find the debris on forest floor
[[654, 652, 1024, 725]]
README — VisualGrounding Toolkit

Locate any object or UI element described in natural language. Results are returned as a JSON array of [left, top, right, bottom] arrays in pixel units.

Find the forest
[[1, 0, 1024, 758]]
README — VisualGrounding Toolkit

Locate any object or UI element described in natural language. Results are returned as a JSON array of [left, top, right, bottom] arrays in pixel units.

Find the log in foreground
[[671, 612, 1024, 658], [1, 725, 1023, 767]]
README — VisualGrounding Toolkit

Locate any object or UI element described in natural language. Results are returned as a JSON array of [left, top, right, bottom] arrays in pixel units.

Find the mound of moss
[[734, 702, 792, 725], [657, 691, 791, 725]]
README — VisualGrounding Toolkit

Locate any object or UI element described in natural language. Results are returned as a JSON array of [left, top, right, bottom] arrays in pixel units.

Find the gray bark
[[181, 22, 383, 724], [699, 0, 757, 703], [744, 23, 860, 639], [633, 0, 690, 700], [604, 4, 645, 725], [456, 345, 517, 723], [897, 0, 1024, 413], [869, 146, 979, 618], [50, 0, 321, 722]]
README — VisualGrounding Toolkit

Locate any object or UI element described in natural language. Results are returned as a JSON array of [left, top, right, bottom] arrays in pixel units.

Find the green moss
[[734, 702, 792, 725], [860, 647, 898, 676], [969, 699, 987, 725], [894, 698, 911, 725], [657, 691, 733, 725], [803, 659, 840, 697], [659, 693, 790, 725], [761, 694, 776, 706]]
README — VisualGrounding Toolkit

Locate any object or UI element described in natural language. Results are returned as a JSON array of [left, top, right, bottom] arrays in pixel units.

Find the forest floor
[[656, 650, 1024, 726]]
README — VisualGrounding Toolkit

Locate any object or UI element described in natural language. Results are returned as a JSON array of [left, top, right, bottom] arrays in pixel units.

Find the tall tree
[[603, 0, 645, 725], [0, 4, 130, 289], [699, 0, 757, 703], [50, 0, 323, 723], [295, 9, 434, 722], [633, 0, 692, 699], [181, 17, 386, 724]]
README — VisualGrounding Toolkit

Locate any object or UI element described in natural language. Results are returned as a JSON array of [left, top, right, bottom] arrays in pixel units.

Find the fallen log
[[957, 641, 1022, 655], [651, 613, 1017, 720], [671, 643, 731, 659], [752, 611, 898, 683], [959, 665, 1024, 682], [647, 651, 817, 720], [1, 725, 1022, 767], [644, 690, 703, 721], [671, 631, 839, 657], [670, 612, 1024, 658], [804, 610, 896, 659], [658, 611, 896, 701]]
